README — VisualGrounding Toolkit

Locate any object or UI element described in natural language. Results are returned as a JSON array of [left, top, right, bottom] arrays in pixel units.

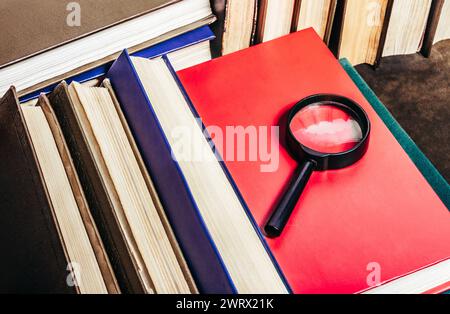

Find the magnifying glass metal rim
[[286, 94, 371, 171], [264, 94, 371, 238]]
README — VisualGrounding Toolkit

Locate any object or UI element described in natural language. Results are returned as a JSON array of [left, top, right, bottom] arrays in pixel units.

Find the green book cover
[[340, 59, 450, 209]]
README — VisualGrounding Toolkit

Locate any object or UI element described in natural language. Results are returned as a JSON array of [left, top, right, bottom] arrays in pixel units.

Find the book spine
[[250, 0, 260, 46], [324, 0, 339, 45], [209, 0, 227, 57], [328, 0, 347, 57], [290, 0, 302, 33], [106, 50, 236, 294], [421, 0, 445, 57], [373, 0, 394, 68], [255, 0, 269, 44], [329, 0, 394, 67], [0, 87, 76, 293]]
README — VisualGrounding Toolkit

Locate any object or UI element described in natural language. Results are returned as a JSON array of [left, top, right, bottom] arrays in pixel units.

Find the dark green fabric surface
[[340, 59, 450, 209]]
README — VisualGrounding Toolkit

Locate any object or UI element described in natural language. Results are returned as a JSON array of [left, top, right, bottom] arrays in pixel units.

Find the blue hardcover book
[[106, 51, 290, 294], [107, 50, 234, 294], [20, 26, 214, 102]]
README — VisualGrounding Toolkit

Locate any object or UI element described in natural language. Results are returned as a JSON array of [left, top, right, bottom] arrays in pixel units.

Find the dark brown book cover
[[209, 0, 227, 57], [0, 87, 75, 293], [102, 79, 197, 293], [0, 0, 179, 68], [328, 0, 347, 57], [47, 82, 147, 294], [324, 0, 339, 44], [37, 94, 120, 294]]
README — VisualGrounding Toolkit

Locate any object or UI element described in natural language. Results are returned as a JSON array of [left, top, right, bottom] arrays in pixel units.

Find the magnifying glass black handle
[[264, 160, 315, 238]]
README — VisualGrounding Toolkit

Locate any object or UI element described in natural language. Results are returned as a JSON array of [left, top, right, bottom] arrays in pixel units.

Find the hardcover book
[[0, 0, 179, 68], [20, 26, 214, 102], [175, 29, 450, 293], [46, 81, 195, 293], [329, 0, 393, 66], [0, 0, 214, 97], [107, 52, 289, 294], [0, 88, 118, 293], [210, 0, 257, 56]]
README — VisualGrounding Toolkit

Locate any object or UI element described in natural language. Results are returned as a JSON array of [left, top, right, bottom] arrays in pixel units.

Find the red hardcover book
[[177, 29, 450, 294]]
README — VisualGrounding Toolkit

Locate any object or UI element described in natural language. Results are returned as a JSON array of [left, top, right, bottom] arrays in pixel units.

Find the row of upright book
[[0, 0, 214, 294], [213, 0, 450, 65], [1, 0, 450, 294]]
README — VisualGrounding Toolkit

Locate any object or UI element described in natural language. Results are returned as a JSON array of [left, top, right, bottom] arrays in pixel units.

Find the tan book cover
[[0, 0, 178, 68]]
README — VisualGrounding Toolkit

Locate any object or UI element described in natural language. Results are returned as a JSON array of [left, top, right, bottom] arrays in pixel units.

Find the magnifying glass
[[264, 94, 371, 238]]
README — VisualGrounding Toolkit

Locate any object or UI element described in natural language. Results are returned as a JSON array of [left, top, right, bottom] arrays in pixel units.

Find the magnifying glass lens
[[289, 103, 363, 154]]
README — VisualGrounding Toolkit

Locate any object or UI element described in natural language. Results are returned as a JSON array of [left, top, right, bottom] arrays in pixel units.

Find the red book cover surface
[[177, 29, 450, 294]]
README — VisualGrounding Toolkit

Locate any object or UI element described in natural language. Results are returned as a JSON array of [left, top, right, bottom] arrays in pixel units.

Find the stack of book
[[0, 0, 216, 98], [0, 1, 449, 294]]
